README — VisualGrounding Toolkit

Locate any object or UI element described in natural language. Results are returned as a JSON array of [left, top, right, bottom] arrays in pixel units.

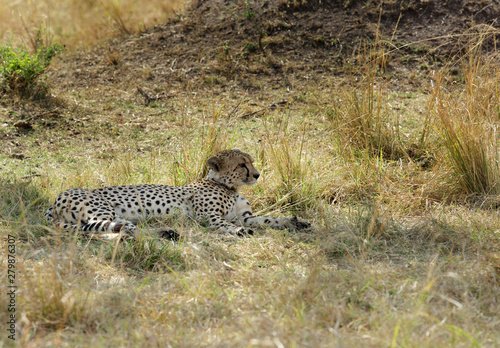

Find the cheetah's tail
[[80, 220, 136, 234]]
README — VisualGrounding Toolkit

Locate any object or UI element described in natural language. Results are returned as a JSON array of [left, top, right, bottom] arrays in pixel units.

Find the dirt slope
[[50, 0, 500, 92]]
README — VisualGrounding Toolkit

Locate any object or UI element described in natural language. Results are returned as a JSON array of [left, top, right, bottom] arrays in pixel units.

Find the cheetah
[[45, 149, 310, 239]]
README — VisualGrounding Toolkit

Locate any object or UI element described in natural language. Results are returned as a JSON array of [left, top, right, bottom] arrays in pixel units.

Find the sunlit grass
[[0, 0, 185, 50]]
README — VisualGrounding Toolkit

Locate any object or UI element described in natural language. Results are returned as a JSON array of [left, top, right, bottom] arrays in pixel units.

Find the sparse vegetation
[[1, 0, 500, 347]]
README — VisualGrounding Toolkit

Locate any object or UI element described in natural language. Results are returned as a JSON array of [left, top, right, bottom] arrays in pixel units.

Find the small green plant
[[243, 43, 259, 57], [243, 0, 256, 20], [0, 25, 64, 98], [222, 40, 231, 58]]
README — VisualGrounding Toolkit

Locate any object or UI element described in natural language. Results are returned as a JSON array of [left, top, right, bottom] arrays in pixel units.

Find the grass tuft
[[429, 37, 500, 195], [20, 248, 91, 331], [258, 110, 317, 211], [0, 179, 51, 242], [101, 235, 185, 273], [326, 38, 404, 160]]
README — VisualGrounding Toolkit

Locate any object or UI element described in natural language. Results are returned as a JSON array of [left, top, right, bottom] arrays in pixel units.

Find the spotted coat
[[45, 149, 310, 238]]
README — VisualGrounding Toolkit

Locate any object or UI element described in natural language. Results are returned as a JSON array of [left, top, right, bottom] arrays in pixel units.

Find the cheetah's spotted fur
[[45, 149, 310, 239]]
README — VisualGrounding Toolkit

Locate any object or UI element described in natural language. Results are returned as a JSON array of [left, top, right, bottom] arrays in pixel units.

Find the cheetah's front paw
[[159, 229, 180, 241], [288, 217, 311, 231], [235, 227, 254, 237]]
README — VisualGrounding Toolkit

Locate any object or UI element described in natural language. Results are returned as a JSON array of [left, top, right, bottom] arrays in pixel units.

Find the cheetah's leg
[[239, 213, 310, 231], [205, 212, 253, 236], [234, 196, 310, 231]]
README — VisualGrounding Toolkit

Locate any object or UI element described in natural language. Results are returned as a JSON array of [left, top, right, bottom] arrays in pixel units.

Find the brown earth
[[49, 0, 500, 93]]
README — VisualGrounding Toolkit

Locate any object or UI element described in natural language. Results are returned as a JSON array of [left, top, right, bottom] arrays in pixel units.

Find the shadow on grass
[[292, 205, 469, 264], [0, 178, 51, 242]]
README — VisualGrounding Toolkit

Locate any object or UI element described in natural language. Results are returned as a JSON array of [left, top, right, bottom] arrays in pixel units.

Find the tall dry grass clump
[[257, 111, 317, 212], [429, 35, 500, 195], [170, 106, 232, 186], [327, 36, 404, 160]]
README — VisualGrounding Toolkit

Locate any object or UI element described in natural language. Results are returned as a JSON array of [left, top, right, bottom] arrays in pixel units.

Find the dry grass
[[0, 4, 499, 348], [326, 38, 406, 161], [0, 0, 184, 50], [429, 43, 500, 196]]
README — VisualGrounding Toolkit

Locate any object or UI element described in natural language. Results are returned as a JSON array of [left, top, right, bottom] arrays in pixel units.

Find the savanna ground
[[1, 0, 500, 346]]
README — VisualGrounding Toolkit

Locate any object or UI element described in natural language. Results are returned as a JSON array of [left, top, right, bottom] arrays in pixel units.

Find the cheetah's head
[[206, 149, 260, 191]]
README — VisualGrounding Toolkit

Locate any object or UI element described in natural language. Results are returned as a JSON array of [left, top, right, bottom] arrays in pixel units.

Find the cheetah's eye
[[239, 163, 247, 168]]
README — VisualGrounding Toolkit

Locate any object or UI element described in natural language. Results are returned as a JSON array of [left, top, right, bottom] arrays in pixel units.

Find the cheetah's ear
[[207, 156, 222, 172]]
